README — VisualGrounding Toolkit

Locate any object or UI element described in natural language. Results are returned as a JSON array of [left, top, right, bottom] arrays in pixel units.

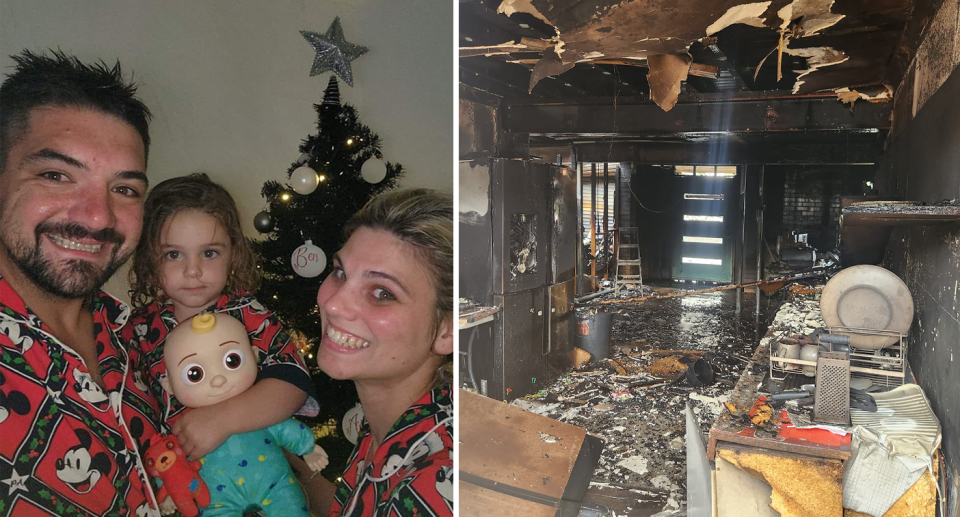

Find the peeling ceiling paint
[[837, 89, 862, 105], [529, 49, 577, 91], [498, 0, 564, 55], [784, 45, 849, 94], [835, 84, 893, 105], [797, 13, 845, 36], [461, 0, 910, 109], [505, 0, 857, 108], [706, 2, 772, 36], [498, 0, 552, 26], [647, 53, 693, 111], [776, 0, 843, 34]]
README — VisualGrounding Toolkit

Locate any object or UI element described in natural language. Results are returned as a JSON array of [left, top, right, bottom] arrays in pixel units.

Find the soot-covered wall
[[876, 46, 960, 517]]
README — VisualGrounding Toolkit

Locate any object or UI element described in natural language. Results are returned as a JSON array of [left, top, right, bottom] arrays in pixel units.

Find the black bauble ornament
[[254, 211, 275, 233]]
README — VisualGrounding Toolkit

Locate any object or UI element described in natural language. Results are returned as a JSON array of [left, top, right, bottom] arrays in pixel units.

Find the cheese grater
[[813, 350, 851, 425]]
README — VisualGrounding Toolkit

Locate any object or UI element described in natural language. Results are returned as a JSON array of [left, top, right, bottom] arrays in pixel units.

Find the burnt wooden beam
[[574, 141, 884, 165], [688, 63, 721, 80], [503, 94, 892, 135], [460, 83, 502, 107], [460, 66, 534, 99]]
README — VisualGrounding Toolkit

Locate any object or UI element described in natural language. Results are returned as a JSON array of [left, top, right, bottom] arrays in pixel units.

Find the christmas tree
[[252, 76, 403, 475]]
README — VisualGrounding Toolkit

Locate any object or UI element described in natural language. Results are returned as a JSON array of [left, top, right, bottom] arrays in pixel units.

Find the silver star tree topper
[[300, 17, 369, 86]]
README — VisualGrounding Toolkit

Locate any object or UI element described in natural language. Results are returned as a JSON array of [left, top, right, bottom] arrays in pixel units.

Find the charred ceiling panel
[[462, 0, 914, 110], [494, 0, 804, 109], [647, 53, 693, 111], [707, 2, 774, 34]]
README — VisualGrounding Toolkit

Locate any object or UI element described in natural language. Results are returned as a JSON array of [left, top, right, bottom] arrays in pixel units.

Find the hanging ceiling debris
[[461, 0, 918, 111]]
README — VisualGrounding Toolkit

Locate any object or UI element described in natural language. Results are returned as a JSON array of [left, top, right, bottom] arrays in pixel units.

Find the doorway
[[672, 165, 738, 283]]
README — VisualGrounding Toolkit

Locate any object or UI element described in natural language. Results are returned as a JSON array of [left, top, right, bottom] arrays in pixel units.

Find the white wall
[[0, 0, 453, 299]]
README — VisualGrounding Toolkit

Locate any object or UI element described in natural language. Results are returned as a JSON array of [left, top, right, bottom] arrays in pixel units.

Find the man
[[0, 50, 163, 516]]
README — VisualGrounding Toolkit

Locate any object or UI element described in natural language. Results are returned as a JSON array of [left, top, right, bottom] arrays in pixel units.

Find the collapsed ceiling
[[460, 0, 925, 112]]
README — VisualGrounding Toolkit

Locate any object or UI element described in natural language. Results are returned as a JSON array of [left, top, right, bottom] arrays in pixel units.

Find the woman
[[316, 189, 454, 517]]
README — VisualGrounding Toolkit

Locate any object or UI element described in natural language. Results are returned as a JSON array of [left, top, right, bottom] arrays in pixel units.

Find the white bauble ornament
[[360, 158, 387, 184], [342, 403, 364, 445], [291, 240, 326, 278], [291, 166, 320, 195]]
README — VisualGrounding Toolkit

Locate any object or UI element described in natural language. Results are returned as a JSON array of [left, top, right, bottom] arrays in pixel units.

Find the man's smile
[[48, 234, 104, 254]]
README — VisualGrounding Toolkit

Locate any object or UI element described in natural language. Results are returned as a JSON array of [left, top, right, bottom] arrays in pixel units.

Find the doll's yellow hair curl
[[191, 314, 217, 334]]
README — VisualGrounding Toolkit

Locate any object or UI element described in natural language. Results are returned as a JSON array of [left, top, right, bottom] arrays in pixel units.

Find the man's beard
[[0, 221, 130, 300]]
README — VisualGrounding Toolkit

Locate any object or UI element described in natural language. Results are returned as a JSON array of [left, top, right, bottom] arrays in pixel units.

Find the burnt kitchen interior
[[457, 1, 960, 517]]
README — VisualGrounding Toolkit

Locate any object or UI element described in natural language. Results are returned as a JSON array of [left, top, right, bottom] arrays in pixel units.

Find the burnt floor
[[516, 285, 781, 517]]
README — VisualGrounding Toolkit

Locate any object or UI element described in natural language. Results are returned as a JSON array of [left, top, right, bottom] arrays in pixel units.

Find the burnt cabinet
[[459, 158, 578, 400]]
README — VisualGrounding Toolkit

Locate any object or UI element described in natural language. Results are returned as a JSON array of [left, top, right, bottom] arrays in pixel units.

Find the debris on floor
[[514, 284, 787, 515]]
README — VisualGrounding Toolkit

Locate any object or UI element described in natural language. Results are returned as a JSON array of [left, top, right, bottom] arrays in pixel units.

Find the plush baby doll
[[160, 313, 327, 517]]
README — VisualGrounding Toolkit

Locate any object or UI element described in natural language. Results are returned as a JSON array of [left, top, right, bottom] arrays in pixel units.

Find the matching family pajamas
[[0, 276, 163, 516], [331, 385, 454, 517]]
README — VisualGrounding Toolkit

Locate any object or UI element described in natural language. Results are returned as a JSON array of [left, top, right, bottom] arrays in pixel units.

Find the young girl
[[127, 173, 317, 461]]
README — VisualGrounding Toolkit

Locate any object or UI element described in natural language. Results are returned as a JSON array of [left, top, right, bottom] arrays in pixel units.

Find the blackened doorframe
[[614, 164, 621, 283], [574, 149, 583, 296], [603, 162, 610, 280], [755, 165, 765, 317], [591, 163, 597, 281], [737, 164, 747, 313]]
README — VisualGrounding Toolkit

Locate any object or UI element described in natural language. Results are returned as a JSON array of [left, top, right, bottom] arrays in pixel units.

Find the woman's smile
[[316, 228, 444, 383], [324, 324, 370, 350]]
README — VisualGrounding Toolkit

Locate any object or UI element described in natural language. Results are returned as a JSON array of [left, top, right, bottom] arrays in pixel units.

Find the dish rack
[[770, 326, 906, 389]]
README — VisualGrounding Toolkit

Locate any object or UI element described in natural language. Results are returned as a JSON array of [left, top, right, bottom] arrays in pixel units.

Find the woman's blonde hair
[[129, 173, 260, 308], [344, 189, 453, 386]]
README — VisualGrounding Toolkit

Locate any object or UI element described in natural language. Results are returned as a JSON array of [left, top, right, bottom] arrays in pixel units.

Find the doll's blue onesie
[[198, 418, 314, 516]]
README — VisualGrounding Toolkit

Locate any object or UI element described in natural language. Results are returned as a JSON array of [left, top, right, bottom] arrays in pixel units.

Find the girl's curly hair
[[128, 173, 259, 308]]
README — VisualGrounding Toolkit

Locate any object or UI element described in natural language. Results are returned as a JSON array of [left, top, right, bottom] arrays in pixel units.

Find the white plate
[[819, 265, 913, 349]]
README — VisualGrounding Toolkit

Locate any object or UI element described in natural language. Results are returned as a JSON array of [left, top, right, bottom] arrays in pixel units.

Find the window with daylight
[[682, 257, 723, 265], [684, 193, 724, 200], [682, 236, 723, 244], [683, 214, 724, 222], [674, 165, 736, 178], [581, 163, 618, 236]]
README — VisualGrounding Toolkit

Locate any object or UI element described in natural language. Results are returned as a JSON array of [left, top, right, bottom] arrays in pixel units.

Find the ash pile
[[512, 286, 781, 515]]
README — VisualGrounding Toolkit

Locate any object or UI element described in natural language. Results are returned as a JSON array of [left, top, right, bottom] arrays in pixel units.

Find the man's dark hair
[[0, 49, 152, 171]]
